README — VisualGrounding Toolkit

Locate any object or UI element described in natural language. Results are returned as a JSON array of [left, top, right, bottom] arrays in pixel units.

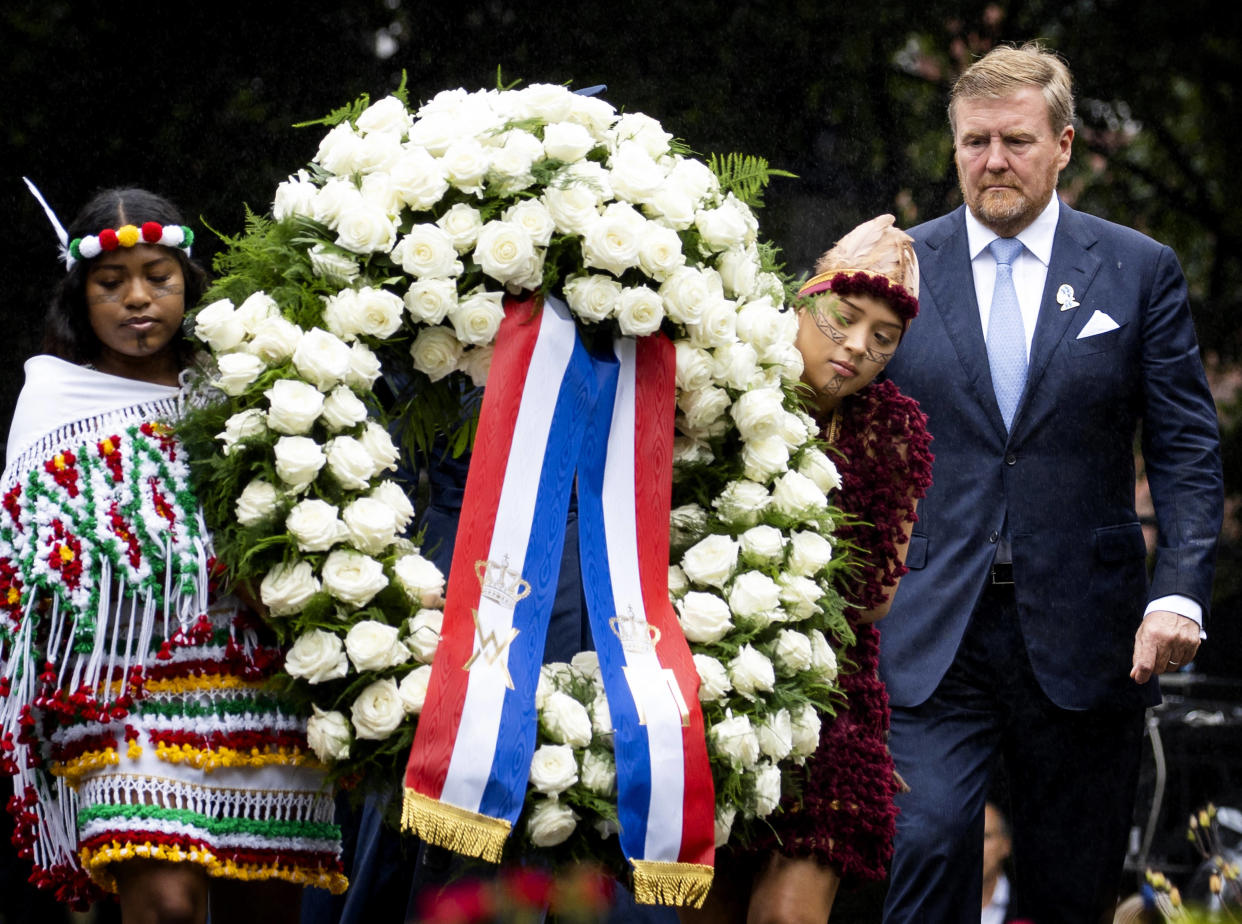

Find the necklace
[[824, 408, 842, 447]]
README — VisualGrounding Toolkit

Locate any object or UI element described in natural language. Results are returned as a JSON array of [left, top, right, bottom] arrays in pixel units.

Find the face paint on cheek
[[88, 292, 123, 305], [864, 347, 894, 365], [151, 283, 184, 299]]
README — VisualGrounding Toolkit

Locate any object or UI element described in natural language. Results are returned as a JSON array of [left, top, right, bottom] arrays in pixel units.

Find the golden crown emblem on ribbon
[[609, 605, 661, 655], [474, 556, 532, 610]]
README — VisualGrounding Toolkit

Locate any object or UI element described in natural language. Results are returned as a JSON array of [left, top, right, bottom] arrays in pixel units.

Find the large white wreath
[[181, 81, 854, 863]]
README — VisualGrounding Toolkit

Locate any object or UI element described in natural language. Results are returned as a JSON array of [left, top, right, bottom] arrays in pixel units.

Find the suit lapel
[[921, 207, 1008, 441], [1012, 202, 1102, 435]]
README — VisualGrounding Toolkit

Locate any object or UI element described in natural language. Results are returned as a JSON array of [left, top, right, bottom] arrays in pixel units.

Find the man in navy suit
[[880, 43, 1223, 922]]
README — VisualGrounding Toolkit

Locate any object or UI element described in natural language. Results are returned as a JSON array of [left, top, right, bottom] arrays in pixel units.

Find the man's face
[[953, 86, 1074, 237]]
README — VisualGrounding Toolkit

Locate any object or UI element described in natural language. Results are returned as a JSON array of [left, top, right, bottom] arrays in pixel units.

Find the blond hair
[[949, 42, 1075, 136]]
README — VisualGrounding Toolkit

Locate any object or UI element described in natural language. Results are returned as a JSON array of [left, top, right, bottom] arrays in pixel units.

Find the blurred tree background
[[1, 0, 1238, 585]]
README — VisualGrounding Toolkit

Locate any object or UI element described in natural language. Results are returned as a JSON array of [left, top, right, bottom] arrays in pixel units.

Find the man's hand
[[1131, 609, 1200, 683]]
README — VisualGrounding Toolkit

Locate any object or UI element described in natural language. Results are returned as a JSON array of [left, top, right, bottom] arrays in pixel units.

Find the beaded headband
[[797, 270, 919, 327], [22, 177, 194, 271]]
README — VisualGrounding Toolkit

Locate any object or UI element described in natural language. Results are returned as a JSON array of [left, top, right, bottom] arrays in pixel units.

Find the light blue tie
[[986, 237, 1027, 430]]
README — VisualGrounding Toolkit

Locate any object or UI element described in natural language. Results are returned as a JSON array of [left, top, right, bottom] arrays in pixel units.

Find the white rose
[[809, 629, 839, 682], [351, 287, 405, 339], [570, 650, 601, 681], [750, 761, 782, 817], [449, 289, 506, 345], [712, 341, 761, 390], [285, 629, 349, 684], [666, 155, 718, 204], [615, 286, 664, 337], [335, 200, 398, 254], [757, 708, 793, 761], [710, 713, 760, 769], [214, 352, 267, 397], [728, 571, 782, 624], [503, 199, 556, 248], [580, 749, 616, 796], [351, 678, 405, 741], [696, 195, 756, 250], [265, 378, 326, 435], [567, 92, 618, 136], [739, 525, 786, 565], [324, 436, 374, 490], [286, 498, 344, 552], [537, 663, 572, 707], [658, 267, 722, 326], [528, 744, 579, 796], [712, 479, 771, 529], [787, 530, 834, 576], [489, 131, 541, 193], [731, 388, 787, 443], [347, 341, 383, 389], [435, 202, 483, 252], [259, 559, 321, 616], [403, 278, 457, 324], [591, 691, 613, 740], [645, 185, 696, 231], [441, 137, 490, 193], [581, 205, 643, 277], [674, 342, 714, 393], [313, 177, 360, 226], [798, 450, 842, 494], [526, 798, 579, 847], [409, 325, 462, 382], [235, 291, 280, 335], [680, 534, 739, 589], [316, 122, 366, 175], [404, 607, 445, 663], [612, 112, 672, 158], [715, 805, 737, 848], [293, 328, 353, 390], [683, 297, 738, 348], [273, 171, 317, 222], [667, 564, 689, 597], [371, 481, 415, 531], [692, 653, 731, 702], [772, 470, 829, 518], [735, 296, 785, 354], [273, 436, 326, 491], [342, 496, 399, 555], [790, 703, 822, 758], [679, 386, 731, 432], [247, 316, 303, 364], [398, 664, 433, 714], [306, 706, 351, 762], [390, 146, 449, 211], [459, 345, 494, 387], [321, 386, 369, 433], [741, 434, 791, 481], [544, 184, 602, 237], [356, 95, 412, 136], [608, 140, 665, 204], [391, 225, 462, 279], [728, 644, 776, 700], [359, 422, 399, 475], [317, 278, 361, 336], [779, 573, 824, 621], [563, 273, 620, 322], [321, 548, 388, 608], [676, 591, 733, 644], [345, 620, 411, 672], [194, 298, 246, 352], [217, 408, 266, 456], [540, 691, 593, 748], [235, 478, 279, 527], [474, 220, 538, 290], [773, 629, 814, 676], [542, 121, 595, 163], [777, 411, 813, 449], [716, 246, 760, 298]]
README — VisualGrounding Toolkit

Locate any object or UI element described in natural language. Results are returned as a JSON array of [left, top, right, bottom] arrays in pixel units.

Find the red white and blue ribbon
[[403, 295, 715, 905]]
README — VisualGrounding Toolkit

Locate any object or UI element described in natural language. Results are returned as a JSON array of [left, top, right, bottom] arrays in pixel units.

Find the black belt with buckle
[[991, 562, 1014, 585]]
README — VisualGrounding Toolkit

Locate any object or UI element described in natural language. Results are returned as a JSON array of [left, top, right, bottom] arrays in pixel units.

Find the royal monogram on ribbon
[[402, 294, 715, 906]]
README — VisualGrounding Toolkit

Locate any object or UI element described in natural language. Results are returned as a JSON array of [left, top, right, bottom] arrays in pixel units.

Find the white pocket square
[[1076, 310, 1120, 339]]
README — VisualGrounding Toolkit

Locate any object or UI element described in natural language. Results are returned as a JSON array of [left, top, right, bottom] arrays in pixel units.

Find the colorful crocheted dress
[[749, 378, 933, 883], [0, 356, 346, 907]]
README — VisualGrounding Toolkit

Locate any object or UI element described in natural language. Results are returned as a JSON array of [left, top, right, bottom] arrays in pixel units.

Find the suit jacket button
[[1005, 453, 1017, 465], [989, 531, 999, 543]]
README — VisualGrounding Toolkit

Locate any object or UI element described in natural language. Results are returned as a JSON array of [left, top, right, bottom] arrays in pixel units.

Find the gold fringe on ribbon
[[401, 788, 511, 864], [631, 859, 715, 908]]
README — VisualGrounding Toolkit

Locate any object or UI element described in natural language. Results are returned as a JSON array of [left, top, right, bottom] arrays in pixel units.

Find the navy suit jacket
[[879, 201, 1222, 711]]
